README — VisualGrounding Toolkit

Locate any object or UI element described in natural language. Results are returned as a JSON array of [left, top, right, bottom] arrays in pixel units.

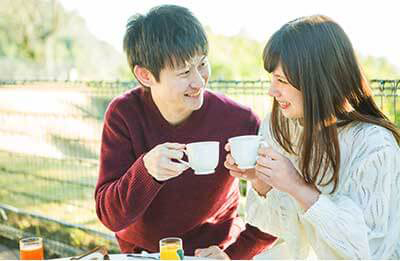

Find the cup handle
[[177, 158, 190, 167], [177, 149, 190, 167]]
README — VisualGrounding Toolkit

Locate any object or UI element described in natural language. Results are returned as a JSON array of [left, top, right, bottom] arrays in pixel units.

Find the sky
[[59, 0, 400, 70]]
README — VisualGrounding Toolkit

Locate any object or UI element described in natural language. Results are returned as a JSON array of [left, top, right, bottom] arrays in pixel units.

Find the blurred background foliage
[[0, 0, 126, 80], [1, 0, 399, 81]]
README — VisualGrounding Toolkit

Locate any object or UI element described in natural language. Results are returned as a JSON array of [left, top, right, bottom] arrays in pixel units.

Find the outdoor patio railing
[[0, 80, 399, 257]]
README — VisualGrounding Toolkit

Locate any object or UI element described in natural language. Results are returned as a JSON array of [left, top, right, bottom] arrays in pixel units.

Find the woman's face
[[268, 64, 304, 119]]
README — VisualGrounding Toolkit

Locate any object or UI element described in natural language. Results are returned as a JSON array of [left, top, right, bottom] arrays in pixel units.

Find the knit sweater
[[247, 114, 400, 259], [95, 87, 276, 259]]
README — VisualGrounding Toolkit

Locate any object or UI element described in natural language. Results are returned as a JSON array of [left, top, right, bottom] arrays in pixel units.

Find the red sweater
[[95, 87, 276, 259]]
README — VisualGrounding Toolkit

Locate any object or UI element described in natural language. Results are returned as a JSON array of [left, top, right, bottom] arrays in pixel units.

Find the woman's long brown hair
[[263, 15, 400, 193]]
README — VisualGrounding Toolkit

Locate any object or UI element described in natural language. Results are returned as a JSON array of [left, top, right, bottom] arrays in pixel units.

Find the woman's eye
[[278, 79, 288, 84]]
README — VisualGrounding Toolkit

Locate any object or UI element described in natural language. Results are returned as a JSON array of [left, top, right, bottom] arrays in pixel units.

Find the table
[[54, 252, 201, 260]]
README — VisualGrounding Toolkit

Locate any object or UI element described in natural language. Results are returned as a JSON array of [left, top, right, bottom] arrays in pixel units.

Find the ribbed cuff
[[301, 194, 333, 226], [126, 154, 164, 200]]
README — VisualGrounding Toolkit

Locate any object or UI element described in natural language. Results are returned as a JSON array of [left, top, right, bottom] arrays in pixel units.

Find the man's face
[[150, 55, 210, 124]]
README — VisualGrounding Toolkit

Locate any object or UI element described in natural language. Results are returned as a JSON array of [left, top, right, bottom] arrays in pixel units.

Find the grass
[[0, 206, 119, 258], [0, 151, 102, 231]]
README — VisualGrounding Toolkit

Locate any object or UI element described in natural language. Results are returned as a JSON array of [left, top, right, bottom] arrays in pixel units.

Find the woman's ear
[[133, 65, 156, 87]]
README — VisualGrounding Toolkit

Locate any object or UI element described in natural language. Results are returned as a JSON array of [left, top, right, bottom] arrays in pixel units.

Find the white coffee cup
[[228, 135, 262, 169], [179, 141, 219, 175]]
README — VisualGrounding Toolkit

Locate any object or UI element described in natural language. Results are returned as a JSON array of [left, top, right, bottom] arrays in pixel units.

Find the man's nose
[[190, 70, 205, 89]]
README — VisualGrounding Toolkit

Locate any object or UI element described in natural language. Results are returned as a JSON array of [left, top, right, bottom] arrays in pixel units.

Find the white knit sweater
[[247, 115, 400, 259]]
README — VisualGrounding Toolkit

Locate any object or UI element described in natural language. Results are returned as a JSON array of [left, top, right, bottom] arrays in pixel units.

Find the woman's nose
[[268, 85, 280, 97]]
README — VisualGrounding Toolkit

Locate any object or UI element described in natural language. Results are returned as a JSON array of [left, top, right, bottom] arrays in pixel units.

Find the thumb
[[224, 142, 231, 152], [194, 248, 202, 256]]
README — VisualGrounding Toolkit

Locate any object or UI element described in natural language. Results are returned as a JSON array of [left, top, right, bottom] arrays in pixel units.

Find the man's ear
[[133, 65, 156, 87]]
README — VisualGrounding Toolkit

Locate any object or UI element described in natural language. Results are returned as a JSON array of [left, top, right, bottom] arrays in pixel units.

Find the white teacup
[[228, 135, 262, 169], [179, 141, 219, 175]]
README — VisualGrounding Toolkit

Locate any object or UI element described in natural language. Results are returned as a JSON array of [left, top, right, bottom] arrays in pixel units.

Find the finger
[[208, 246, 225, 259], [194, 249, 201, 256], [255, 170, 271, 184], [257, 145, 268, 156], [264, 147, 283, 160], [226, 153, 236, 165], [255, 164, 272, 177], [195, 248, 212, 257], [224, 142, 231, 152], [155, 168, 181, 181], [256, 155, 275, 168], [163, 148, 184, 160], [229, 170, 245, 179], [196, 246, 220, 258], [224, 158, 244, 173], [164, 142, 186, 150], [224, 159, 234, 170], [160, 158, 188, 172]]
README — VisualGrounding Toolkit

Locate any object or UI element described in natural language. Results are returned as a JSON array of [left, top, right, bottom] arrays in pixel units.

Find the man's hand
[[143, 142, 189, 181], [195, 246, 230, 260]]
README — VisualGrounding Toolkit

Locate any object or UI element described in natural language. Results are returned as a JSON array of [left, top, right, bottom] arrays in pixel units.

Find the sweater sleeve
[[246, 123, 400, 259], [224, 224, 277, 260], [95, 102, 164, 232], [302, 145, 400, 259]]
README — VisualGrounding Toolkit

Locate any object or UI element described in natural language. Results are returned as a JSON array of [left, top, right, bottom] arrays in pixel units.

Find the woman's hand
[[224, 142, 272, 196], [224, 143, 257, 181], [255, 145, 305, 194], [255, 145, 320, 210], [195, 246, 230, 260]]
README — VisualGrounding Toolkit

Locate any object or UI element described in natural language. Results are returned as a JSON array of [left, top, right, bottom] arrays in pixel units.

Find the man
[[95, 5, 276, 259]]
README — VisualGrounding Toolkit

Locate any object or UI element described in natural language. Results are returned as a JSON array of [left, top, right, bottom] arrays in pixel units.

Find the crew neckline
[[142, 88, 209, 133]]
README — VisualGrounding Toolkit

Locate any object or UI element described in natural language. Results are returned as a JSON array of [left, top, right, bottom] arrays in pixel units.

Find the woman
[[196, 15, 400, 259]]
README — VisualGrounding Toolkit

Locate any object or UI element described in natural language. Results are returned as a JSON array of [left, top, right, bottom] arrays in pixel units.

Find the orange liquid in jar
[[20, 244, 44, 260]]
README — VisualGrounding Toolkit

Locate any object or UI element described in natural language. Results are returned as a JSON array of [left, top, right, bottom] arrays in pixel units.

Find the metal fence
[[0, 80, 399, 257]]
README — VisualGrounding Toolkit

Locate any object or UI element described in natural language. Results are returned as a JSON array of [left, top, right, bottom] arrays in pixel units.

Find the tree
[[360, 55, 400, 80], [208, 29, 266, 80], [0, 0, 125, 80]]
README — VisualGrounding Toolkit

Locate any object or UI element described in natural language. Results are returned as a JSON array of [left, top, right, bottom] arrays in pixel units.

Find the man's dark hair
[[123, 5, 208, 82]]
